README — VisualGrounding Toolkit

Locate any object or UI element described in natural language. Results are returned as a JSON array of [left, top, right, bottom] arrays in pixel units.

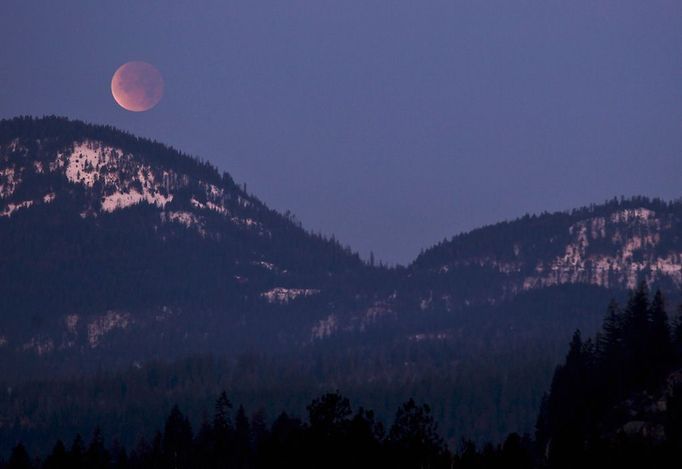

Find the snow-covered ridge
[[57, 141, 263, 231], [431, 207, 682, 292], [610, 208, 656, 223], [0, 139, 268, 233], [60, 142, 175, 212], [523, 209, 681, 289]]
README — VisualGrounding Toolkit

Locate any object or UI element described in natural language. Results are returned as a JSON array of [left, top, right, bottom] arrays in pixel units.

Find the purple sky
[[2, 1, 682, 264]]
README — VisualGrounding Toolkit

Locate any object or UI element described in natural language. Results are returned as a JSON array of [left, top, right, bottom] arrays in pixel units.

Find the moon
[[111, 61, 164, 112]]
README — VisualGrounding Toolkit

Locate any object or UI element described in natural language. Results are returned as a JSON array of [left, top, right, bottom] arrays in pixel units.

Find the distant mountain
[[0, 116, 374, 374], [323, 198, 682, 340], [413, 197, 682, 292], [3, 116, 682, 446]]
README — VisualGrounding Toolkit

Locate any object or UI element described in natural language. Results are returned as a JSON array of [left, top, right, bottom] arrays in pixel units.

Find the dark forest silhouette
[[3, 392, 455, 469], [6, 283, 682, 468]]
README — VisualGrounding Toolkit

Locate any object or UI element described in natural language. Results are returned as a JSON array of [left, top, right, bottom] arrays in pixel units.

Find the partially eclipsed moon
[[111, 61, 164, 112]]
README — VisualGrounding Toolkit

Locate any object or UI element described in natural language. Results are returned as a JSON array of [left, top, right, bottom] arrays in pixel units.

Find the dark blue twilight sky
[[2, 1, 682, 264]]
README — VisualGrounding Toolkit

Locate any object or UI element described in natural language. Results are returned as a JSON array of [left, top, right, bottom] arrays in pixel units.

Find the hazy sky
[[2, 1, 682, 264]]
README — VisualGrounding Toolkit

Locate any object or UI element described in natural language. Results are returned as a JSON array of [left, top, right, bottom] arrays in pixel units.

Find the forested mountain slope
[[3, 116, 682, 448], [0, 116, 376, 374]]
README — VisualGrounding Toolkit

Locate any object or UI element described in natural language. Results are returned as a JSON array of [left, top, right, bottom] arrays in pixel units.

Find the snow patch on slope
[[87, 311, 131, 348], [61, 142, 174, 212], [161, 210, 207, 236], [0, 167, 19, 199], [523, 209, 682, 289], [22, 337, 55, 356], [261, 287, 320, 304], [1, 200, 33, 217], [312, 315, 337, 339], [101, 188, 172, 212], [64, 143, 113, 186]]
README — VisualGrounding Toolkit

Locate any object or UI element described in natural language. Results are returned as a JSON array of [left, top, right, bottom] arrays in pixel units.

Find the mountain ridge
[[4, 115, 682, 446], [3, 116, 682, 366], [0, 116, 375, 373]]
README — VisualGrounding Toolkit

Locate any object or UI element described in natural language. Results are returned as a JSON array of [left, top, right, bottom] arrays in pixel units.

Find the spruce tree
[[44, 440, 68, 469], [213, 391, 233, 436], [234, 405, 251, 467], [69, 434, 85, 469], [673, 305, 682, 362], [648, 289, 673, 386], [162, 405, 193, 469], [85, 427, 110, 469], [544, 330, 594, 467], [7, 444, 31, 469], [622, 282, 650, 388], [598, 299, 622, 361]]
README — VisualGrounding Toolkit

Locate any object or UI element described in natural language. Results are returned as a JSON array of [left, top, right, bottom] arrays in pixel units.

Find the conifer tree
[[673, 305, 682, 361], [162, 405, 193, 469], [597, 299, 622, 361], [69, 434, 85, 469], [109, 439, 128, 469], [648, 289, 673, 386], [387, 399, 448, 469], [250, 409, 268, 451], [85, 427, 110, 469], [234, 405, 251, 467], [43, 440, 67, 469], [622, 282, 651, 387], [544, 330, 594, 468], [213, 391, 233, 437], [307, 392, 352, 436], [7, 444, 31, 469]]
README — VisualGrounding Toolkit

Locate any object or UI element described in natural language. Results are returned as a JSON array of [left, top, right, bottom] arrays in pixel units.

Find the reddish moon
[[111, 61, 164, 112]]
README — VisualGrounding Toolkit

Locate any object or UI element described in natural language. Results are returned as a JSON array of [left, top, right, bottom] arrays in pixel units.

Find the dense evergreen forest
[[0, 284, 615, 456], [536, 282, 682, 467], [0, 389, 535, 469], [5, 283, 682, 468]]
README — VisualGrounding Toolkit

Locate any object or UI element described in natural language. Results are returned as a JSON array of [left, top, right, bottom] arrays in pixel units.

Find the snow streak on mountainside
[[524, 208, 682, 289], [413, 198, 682, 299], [1, 138, 261, 233]]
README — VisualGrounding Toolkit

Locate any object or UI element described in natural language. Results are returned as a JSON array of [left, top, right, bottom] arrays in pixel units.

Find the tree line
[[1, 390, 534, 469], [7, 284, 682, 468], [536, 281, 682, 468]]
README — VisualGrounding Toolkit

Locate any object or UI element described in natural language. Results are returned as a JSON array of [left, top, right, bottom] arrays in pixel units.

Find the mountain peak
[[0, 117, 252, 226], [0, 117, 368, 370], [412, 197, 682, 298]]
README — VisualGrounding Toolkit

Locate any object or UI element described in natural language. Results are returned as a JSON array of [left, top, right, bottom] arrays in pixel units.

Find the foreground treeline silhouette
[[537, 282, 682, 468], [7, 282, 682, 468], [0, 391, 535, 469]]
